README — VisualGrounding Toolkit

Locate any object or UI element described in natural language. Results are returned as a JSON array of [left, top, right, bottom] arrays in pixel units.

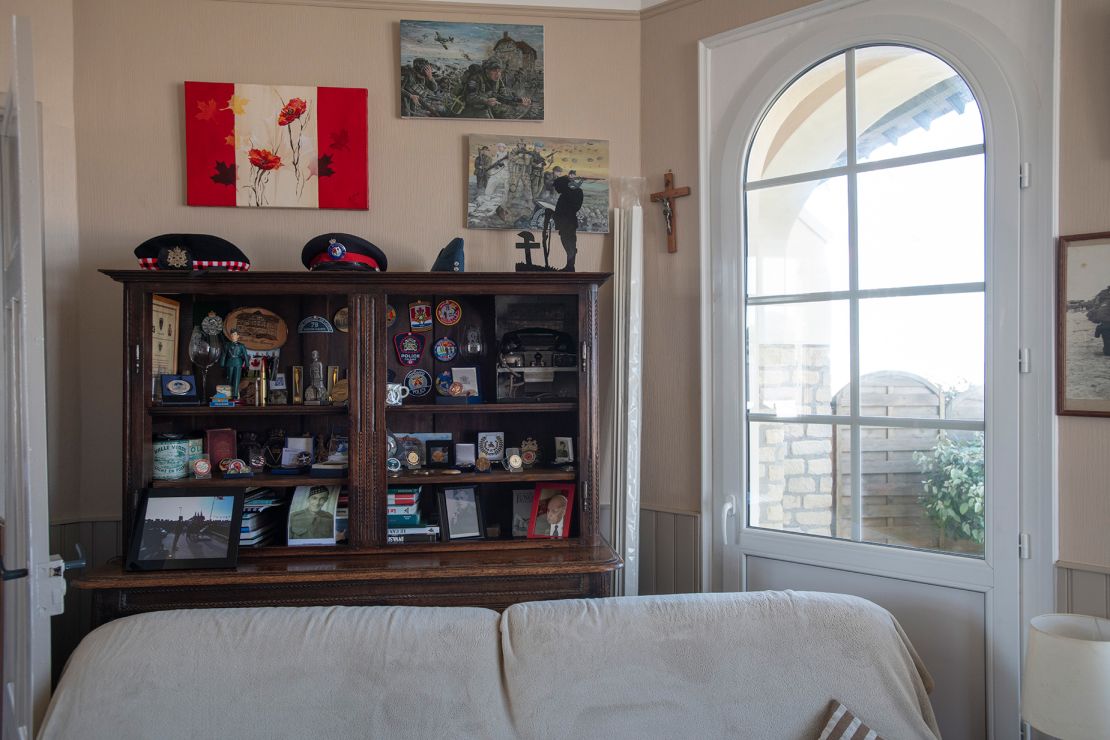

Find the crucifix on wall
[[650, 169, 692, 253]]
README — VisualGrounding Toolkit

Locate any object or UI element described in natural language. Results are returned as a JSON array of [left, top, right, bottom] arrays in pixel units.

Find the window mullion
[[846, 48, 862, 544]]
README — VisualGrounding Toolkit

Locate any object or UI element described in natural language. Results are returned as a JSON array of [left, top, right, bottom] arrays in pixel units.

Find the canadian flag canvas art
[[185, 81, 368, 209]]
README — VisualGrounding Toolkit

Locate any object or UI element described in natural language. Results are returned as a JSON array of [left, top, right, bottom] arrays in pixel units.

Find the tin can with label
[[153, 434, 190, 480]]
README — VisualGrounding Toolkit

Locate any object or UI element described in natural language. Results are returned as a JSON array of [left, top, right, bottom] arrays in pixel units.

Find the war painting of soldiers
[[400, 20, 543, 120], [1059, 234, 1110, 414], [467, 135, 610, 243]]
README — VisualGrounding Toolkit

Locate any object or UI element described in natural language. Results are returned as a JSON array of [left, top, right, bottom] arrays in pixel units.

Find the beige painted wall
[[1057, 0, 1110, 571], [72, 0, 639, 519], [0, 0, 82, 522], [638, 0, 813, 512]]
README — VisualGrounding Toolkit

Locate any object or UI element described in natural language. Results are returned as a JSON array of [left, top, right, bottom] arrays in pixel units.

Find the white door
[[699, 1, 1055, 738], [1, 15, 54, 739]]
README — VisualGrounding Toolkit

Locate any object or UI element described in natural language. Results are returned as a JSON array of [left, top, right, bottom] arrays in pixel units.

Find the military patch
[[433, 337, 458, 362], [404, 368, 433, 398], [386, 304, 397, 328], [409, 301, 433, 332], [394, 332, 425, 366], [436, 299, 462, 326]]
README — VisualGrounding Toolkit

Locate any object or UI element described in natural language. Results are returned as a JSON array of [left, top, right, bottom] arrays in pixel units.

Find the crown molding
[[210, 0, 652, 21], [639, 0, 703, 20]]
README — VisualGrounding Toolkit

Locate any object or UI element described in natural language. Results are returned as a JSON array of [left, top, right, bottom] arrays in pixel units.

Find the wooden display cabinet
[[77, 271, 620, 623]]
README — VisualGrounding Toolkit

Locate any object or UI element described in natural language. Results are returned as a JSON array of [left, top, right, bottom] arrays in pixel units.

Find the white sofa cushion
[[499, 591, 939, 740], [40, 605, 513, 740]]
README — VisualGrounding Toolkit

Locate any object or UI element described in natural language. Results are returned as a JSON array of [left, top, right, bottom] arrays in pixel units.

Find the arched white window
[[743, 45, 986, 555]]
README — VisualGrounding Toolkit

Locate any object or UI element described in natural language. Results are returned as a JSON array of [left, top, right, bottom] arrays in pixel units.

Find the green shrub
[[913, 433, 984, 544]]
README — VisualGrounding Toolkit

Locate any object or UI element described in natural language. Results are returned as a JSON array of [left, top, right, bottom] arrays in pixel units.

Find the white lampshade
[[1023, 613, 1110, 739]]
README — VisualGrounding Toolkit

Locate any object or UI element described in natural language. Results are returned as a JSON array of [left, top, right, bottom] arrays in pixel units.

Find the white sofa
[[40, 591, 939, 739]]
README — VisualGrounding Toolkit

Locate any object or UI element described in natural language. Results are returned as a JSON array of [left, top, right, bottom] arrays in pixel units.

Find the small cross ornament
[[650, 170, 692, 253]]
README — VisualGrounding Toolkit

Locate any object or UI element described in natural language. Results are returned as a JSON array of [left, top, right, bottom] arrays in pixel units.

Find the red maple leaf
[[329, 129, 349, 151], [195, 98, 219, 121]]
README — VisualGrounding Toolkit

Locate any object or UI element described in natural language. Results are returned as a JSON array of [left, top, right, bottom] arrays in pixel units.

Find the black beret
[[134, 234, 250, 271], [301, 233, 388, 272], [430, 238, 465, 272]]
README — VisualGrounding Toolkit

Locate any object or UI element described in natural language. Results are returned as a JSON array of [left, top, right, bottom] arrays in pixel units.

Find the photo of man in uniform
[[288, 485, 339, 545]]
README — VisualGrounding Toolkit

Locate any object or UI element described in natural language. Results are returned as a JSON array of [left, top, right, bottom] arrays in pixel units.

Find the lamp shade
[[1023, 613, 1110, 739]]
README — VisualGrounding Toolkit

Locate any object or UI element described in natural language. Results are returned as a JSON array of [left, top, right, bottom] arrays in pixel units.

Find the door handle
[[721, 495, 737, 547]]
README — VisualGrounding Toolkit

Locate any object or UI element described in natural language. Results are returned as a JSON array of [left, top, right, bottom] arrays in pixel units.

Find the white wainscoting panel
[[639, 507, 700, 595], [1057, 564, 1110, 618]]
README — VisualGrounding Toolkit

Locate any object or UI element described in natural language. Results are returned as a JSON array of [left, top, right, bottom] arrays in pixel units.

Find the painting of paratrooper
[[467, 135, 610, 249], [400, 20, 544, 120]]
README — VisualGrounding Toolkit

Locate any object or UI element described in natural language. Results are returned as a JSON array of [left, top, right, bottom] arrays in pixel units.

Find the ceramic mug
[[386, 383, 410, 406]]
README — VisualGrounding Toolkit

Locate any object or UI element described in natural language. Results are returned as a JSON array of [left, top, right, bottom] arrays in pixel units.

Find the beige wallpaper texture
[[638, 0, 812, 512], [1057, 0, 1110, 570], [72, 0, 639, 519], [0, 0, 81, 521]]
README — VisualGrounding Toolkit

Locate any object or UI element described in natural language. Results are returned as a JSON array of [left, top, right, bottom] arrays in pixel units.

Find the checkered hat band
[[138, 258, 250, 271]]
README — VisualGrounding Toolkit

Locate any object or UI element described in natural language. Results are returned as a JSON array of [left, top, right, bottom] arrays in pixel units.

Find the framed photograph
[[151, 294, 180, 376], [511, 489, 534, 537], [1058, 232, 1110, 416], [553, 436, 574, 463], [439, 486, 483, 540], [126, 490, 243, 570], [527, 483, 574, 539], [426, 441, 453, 468], [287, 485, 341, 546]]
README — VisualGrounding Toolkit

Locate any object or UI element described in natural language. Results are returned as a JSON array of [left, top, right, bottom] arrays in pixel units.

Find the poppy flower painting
[[185, 81, 368, 209]]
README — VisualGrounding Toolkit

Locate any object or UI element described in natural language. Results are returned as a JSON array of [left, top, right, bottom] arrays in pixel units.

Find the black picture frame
[[426, 441, 454, 468], [438, 486, 483, 540], [126, 489, 244, 571]]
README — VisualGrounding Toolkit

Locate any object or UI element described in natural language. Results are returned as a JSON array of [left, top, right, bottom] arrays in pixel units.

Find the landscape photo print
[[467, 134, 609, 236], [400, 20, 543, 120], [1058, 232, 1110, 415]]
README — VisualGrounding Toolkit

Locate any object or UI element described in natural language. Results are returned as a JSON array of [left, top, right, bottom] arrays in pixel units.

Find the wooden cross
[[515, 231, 542, 267], [650, 170, 692, 253]]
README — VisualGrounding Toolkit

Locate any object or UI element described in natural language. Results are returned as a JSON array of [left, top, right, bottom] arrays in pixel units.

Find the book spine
[[387, 526, 440, 536], [386, 514, 423, 527], [386, 504, 419, 516], [387, 534, 439, 544]]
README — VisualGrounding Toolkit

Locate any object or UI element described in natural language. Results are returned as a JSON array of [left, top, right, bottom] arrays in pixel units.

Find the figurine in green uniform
[[221, 329, 250, 400]]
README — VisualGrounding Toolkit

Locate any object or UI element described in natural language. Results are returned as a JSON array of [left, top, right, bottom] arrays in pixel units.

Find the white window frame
[[743, 45, 988, 549]]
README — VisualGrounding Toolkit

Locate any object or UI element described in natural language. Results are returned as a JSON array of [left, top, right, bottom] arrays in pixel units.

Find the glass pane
[[748, 54, 846, 182], [855, 45, 983, 164], [857, 294, 984, 418], [747, 301, 849, 416], [746, 176, 849, 296], [857, 156, 984, 289], [749, 421, 837, 537], [844, 427, 985, 556]]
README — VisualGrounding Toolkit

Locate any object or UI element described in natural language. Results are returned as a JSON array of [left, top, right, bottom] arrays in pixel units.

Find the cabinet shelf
[[150, 474, 347, 488], [386, 468, 575, 485], [148, 404, 348, 417], [386, 402, 577, 415]]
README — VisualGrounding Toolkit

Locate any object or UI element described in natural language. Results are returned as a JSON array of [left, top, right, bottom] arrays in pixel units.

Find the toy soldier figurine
[[221, 329, 249, 400], [304, 350, 329, 405]]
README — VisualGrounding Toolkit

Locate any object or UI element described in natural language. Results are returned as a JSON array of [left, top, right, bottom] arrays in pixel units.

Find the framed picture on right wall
[[1057, 231, 1110, 416]]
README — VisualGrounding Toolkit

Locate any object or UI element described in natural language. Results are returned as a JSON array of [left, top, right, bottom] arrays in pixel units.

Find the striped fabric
[[817, 701, 883, 740], [138, 258, 250, 271]]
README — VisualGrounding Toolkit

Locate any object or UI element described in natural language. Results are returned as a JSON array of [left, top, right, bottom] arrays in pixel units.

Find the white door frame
[[697, 1, 1057, 737], [1, 14, 54, 738]]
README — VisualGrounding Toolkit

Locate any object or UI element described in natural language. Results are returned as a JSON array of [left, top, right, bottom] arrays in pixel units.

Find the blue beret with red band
[[301, 233, 388, 272]]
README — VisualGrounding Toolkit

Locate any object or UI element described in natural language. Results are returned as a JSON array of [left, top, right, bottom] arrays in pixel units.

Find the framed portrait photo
[[287, 485, 341, 546], [1057, 232, 1110, 416], [439, 486, 483, 540], [527, 483, 574, 539], [126, 489, 243, 571]]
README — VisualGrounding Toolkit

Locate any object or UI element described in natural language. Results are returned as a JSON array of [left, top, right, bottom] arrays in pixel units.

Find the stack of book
[[387, 486, 440, 543], [240, 487, 289, 547]]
